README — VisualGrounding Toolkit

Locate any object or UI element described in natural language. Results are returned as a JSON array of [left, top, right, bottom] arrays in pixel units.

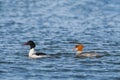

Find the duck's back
[[76, 52, 98, 57]]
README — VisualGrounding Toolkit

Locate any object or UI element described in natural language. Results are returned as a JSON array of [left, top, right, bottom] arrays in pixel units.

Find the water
[[0, 0, 120, 80]]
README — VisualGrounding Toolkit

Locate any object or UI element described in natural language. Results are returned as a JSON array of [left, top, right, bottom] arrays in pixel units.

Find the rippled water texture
[[0, 0, 120, 80]]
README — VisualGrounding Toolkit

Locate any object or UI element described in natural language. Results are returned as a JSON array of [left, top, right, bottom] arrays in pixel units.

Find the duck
[[73, 44, 99, 58], [24, 40, 50, 58]]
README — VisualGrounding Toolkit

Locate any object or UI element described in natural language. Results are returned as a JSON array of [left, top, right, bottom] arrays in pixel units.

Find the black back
[[36, 52, 46, 55]]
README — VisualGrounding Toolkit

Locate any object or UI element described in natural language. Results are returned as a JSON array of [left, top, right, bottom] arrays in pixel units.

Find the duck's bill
[[24, 42, 28, 45], [73, 48, 77, 51]]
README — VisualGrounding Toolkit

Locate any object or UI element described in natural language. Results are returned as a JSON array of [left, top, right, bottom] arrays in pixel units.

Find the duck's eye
[[75, 45, 78, 48]]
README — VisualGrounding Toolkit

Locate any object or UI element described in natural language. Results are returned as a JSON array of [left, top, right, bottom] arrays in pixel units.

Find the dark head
[[24, 40, 36, 49]]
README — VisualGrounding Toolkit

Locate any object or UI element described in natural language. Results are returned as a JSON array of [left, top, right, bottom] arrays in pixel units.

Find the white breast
[[28, 48, 50, 58], [29, 48, 36, 57]]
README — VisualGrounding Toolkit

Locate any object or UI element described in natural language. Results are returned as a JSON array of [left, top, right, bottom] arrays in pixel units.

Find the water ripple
[[0, 0, 120, 80]]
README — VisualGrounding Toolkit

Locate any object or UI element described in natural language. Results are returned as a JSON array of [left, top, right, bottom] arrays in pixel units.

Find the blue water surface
[[0, 0, 120, 80]]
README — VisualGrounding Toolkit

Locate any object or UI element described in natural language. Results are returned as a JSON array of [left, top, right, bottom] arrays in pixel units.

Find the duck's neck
[[29, 48, 36, 56], [76, 51, 82, 55]]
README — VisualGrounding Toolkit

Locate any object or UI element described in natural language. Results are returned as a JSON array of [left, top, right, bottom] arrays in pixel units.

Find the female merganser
[[74, 44, 98, 57], [24, 40, 50, 58]]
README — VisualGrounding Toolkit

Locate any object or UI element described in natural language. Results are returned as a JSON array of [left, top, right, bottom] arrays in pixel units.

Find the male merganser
[[74, 44, 98, 57], [24, 40, 50, 58]]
